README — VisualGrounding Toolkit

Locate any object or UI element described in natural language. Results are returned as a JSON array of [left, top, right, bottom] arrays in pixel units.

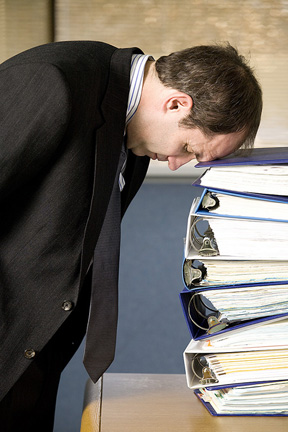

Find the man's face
[[127, 119, 245, 171]]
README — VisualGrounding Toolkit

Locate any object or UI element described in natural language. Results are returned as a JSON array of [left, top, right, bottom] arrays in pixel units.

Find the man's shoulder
[[1, 41, 118, 68], [0, 42, 145, 81]]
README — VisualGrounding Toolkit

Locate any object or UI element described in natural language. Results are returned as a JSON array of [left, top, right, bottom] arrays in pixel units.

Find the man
[[0, 41, 262, 430]]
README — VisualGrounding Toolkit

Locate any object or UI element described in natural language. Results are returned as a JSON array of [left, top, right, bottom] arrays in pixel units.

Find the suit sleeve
[[0, 62, 71, 201]]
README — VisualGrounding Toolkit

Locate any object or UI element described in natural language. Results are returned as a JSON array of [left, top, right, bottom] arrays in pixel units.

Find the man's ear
[[165, 93, 193, 114]]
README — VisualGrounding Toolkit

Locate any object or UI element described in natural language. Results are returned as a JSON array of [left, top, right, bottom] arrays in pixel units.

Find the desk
[[81, 373, 288, 432]]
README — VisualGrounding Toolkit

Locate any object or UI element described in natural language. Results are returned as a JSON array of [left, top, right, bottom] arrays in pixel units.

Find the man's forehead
[[204, 131, 244, 161]]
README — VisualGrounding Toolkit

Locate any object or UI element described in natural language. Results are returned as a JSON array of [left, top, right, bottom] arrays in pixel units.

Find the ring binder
[[180, 285, 288, 341], [183, 259, 206, 287], [195, 383, 288, 416], [185, 196, 288, 260], [187, 292, 229, 334], [182, 257, 288, 289], [181, 147, 288, 415], [191, 354, 219, 385], [201, 191, 219, 210], [185, 341, 288, 390], [196, 188, 288, 222], [189, 216, 219, 257], [207, 316, 229, 334]]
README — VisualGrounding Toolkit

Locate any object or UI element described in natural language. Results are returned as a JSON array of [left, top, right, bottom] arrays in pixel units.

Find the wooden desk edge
[[81, 376, 103, 432]]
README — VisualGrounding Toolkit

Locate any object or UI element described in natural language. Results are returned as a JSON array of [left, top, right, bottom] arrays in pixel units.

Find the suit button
[[62, 300, 74, 311], [24, 349, 36, 359]]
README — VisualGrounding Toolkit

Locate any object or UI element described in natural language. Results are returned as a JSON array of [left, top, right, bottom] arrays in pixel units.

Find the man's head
[[126, 43, 262, 170]]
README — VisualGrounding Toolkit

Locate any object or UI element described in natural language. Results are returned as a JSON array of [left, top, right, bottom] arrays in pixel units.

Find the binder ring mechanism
[[183, 259, 206, 288], [188, 293, 228, 335], [191, 355, 219, 385], [189, 216, 219, 257]]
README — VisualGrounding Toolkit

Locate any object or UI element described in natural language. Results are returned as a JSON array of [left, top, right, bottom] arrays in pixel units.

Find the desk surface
[[81, 373, 288, 432]]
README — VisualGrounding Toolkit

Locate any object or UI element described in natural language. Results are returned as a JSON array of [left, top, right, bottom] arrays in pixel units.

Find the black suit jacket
[[0, 41, 149, 400]]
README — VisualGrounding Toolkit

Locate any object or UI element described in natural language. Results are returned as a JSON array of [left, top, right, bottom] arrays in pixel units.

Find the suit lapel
[[80, 47, 142, 283]]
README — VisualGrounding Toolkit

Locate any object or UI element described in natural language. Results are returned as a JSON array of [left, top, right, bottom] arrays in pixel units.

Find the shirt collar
[[126, 54, 153, 127]]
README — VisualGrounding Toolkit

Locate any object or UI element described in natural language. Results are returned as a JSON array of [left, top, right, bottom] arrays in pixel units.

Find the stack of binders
[[180, 147, 288, 416]]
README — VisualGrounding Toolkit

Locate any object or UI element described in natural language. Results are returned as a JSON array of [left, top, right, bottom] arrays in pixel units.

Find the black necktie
[[83, 154, 124, 382]]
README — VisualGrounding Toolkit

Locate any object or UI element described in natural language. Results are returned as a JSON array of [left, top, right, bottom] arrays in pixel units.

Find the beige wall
[[55, 0, 287, 57], [0, 0, 53, 62], [1, 0, 288, 175]]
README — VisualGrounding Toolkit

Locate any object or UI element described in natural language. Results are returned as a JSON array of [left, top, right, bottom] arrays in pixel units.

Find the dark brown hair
[[155, 43, 262, 149]]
